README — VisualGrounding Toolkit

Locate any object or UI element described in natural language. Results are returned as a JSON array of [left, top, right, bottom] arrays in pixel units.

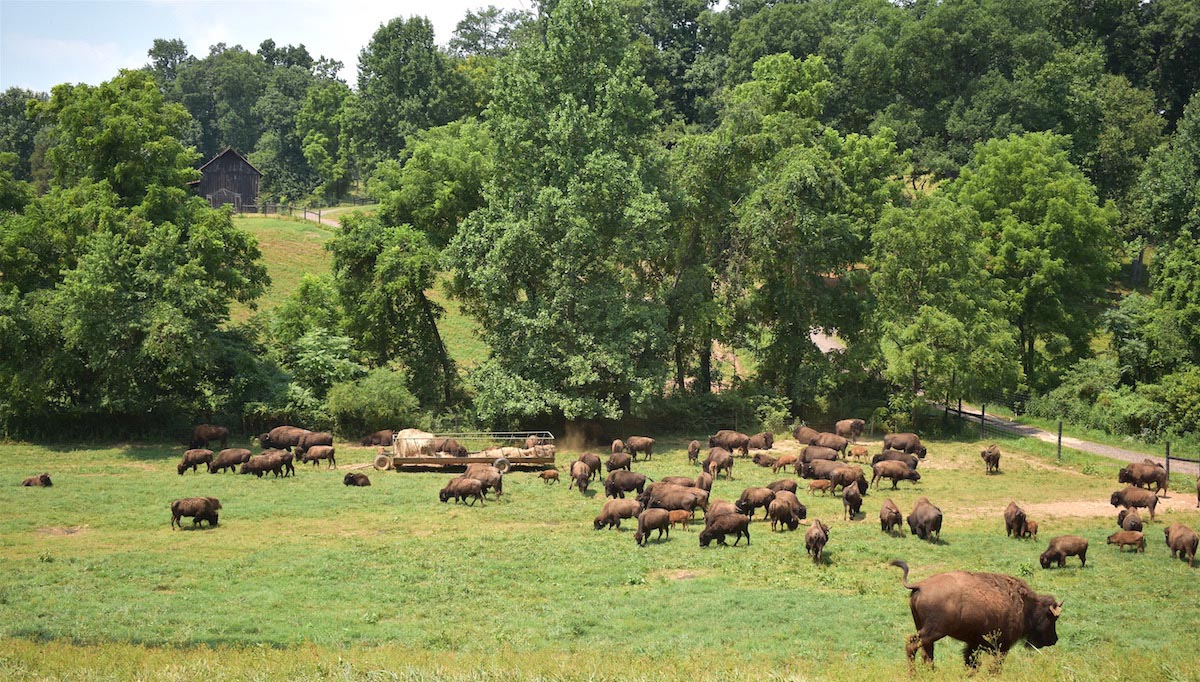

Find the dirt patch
[[37, 526, 88, 536], [970, 494, 1196, 520], [652, 569, 707, 581]]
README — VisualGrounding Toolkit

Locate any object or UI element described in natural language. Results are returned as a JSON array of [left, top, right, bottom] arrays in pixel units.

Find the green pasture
[[230, 215, 335, 321], [1, 437, 1198, 680]]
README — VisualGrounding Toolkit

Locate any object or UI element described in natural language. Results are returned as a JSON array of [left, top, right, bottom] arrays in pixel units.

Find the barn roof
[[198, 147, 262, 176]]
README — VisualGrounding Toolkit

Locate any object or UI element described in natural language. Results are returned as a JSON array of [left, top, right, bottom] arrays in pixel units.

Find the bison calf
[[300, 445, 336, 469], [170, 497, 221, 529], [539, 469, 560, 484], [343, 472, 371, 486], [668, 509, 691, 531], [1022, 519, 1039, 541], [1040, 535, 1088, 569], [21, 473, 52, 487], [880, 499, 903, 535], [1107, 530, 1145, 553]]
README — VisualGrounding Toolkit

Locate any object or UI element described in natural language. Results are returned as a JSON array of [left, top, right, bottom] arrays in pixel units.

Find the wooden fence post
[[980, 404, 986, 440], [1057, 421, 1062, 461], [1165, 441, 1171, 479]]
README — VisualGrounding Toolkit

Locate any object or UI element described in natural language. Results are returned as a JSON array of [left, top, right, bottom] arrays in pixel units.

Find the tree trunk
[[698, 329, 712, 394], [418, 289, 454, 405]]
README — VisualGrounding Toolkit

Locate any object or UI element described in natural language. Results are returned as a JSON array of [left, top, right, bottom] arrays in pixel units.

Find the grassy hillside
[[2, 435, 1198, 679]]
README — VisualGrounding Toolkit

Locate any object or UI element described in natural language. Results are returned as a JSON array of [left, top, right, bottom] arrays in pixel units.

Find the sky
[[1, 0, 534, 93]]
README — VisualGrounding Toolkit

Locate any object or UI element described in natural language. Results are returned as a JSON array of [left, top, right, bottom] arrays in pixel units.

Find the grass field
[[2, 435, 1198, 680]]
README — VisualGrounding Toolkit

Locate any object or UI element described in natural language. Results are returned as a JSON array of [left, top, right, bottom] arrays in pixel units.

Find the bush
[[326, 368, 425, 438]]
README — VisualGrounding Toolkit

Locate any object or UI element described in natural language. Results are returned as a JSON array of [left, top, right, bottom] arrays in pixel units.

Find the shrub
[[326, 368, 425, 437]]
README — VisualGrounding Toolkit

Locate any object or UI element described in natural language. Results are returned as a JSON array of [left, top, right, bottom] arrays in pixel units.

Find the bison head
[[439, 488, 452, 503], [698, 529, 714, 547], [915, 445, 927, 458], [39, 473, 52, 486], [1024, 596, 1062, 648], [1038, 549, 1054, 569], [1110, 491, 1122, 507], [908, 470, 922, 483], [1118, 468, 1133, 484]]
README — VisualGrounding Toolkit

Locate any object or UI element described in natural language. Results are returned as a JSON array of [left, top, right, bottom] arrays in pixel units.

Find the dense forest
[[2, 0, 1199, 442]]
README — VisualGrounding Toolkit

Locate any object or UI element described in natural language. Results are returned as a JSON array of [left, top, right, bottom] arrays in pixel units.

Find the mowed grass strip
[[1, 437, 1198, 679]]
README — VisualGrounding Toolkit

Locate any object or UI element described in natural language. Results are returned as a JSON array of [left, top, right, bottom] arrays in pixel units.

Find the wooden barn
[[192, 148, 261, 210]]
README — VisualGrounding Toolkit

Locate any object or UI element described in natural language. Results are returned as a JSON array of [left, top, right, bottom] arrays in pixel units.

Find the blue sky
[[1, 0, 532, 93]]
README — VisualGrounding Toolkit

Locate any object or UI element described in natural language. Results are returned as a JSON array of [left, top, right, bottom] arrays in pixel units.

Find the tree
[[297, 79, 354, 202], [250, 65, 319, 201], [0, 87, 48, 181], [1134, 91, 1200, 244], [450, 0, 671, 423], [450, 6, 532, 57], [173, 43, 270, 160], [1145, 0, 1200, 127], [946, 132, 1119, 388], [146, 38, 190, 93]]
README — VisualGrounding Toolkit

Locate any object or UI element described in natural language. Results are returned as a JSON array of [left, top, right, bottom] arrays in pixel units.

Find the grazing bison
[[1107, 530, 1145, 553], [439, 477, 485, 506], [539, 469, 560, 484], [835, 418, 866, 441], [635, 508, 671, 546], [668, 509, 692, 531], [980, 445, 1001, 474], [170, 497, 221, 529], [625, 436, 656, 461], [578, 453, 602, 480], [1110, 486, 1161, 519], [177, 449, 214, 476], [801, 459, 847, 480], [190, 424, 229, 450], [872, 460, 921, 490], [432, 438, 468, 457], [704, 500, 738, 525], [258, 425, 310, 451], [842, 481, 863, 520], [462, 465, 504, 500], [604, 471, 648, 499], [830, 465, 870, 495], [907, 497, 943, 543], [660, 476, 697, 488], [343, 472, 371, 486], [208, 448, 251, 473], [703, 447, 734, 480], [812, 432, 849, 456], [1164, 523, 1199, 567], [792, 425, 819, 444], [611, 439, 625, 455], [1040, 536, 1089, 568], [766, 479, 798, 495], [694, 471, 714, 492], [606, 452, 633, 473], [699, 513, 751, 547], [295, 431, 333, 455], [769, 497, 801, 531], [1022, 520, 1039, 541], [772, 490, 806, 519], [639, 485, 706, 514], [1004, 502, 1028, 539], [708, 430, 751, 456], [21, 473, 52, 487], [884, 432, 927, 458], [594, 499, 643, 530], [735, 487, 776, 519], [687, 440, 701, 465], [360, 429, 394, 446], [570, 461, 591, 494], [1117, 509, 1143, 532], [1118, 461, 1168, 496], [889, 560, 1062, 669], [748, 431, 774, 450], [873, 449, 919, 469], [808, 480, 832, 495], [880, 498, 903, 535], [751, 452, 778, 469], [240, 453, 283, 478], [805, 520, 830, 563], [300, 445, 336, 469]]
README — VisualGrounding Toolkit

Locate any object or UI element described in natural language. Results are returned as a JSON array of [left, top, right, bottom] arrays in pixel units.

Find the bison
[[734, 487, 776, 519], [258, 425, 309, 451], [625, 436, 656, 461], [1110, 486, 1161, 519], [751, 452, 778, 469], [873, 449, 919, 469], [848, 445, 869, 461], [360, 429, 394, 446], [889, 559, 1062, 669], [699, 513, 751, 547], [1107, 530, 1145, 553], [343, 472, 371, 486], [439, 477, 485, 506], [1164, 523, 1199, 567], [907, 497, 943, 543], [694, 471, 714, 492], [539, 469, 560, 484], [835, 418, 866, 442], [208, 448, 251, 473], [594, 498, 643, 530], [578, 453, 602, 480], [635, 508, 671, 546], [240, 452, 285, 478], [432, 438, 468, 457], [1118, 461, 1168, 496], [1040, 536, 1088, 568], [704, 500, 738, 525], [177, 448, 213, 476], [687, 440, 701, 465], [980, 445, 1001, 474], [805, 520, 830, 563], [21, 473, 52, 487], [808, 480, 832, 495], [766, 479, 798, 495], [295, 431, 333, 455], [880, 498, 903, 535], [190, 424, 228, 450], [668, 509, 692, 531], [769, 497, 801, 531], [570, 461, 591, 494], [639, 484, 706, 515], [812, 432, 849, 456], [792, 425, 819, 444], [1022, 520, 1039, 541], [462, 465, 504, 500], [300, 445, 336, 469], [801, 445, 841, 465], [170, 496, 221, 529], [1004, 502, 1028, 539], [611, 439, 625, 454], [660, 476, 697, 488], [842, 481, 863, 520], [1118, 508, 1143, 532], [772, 453, 799, 474], [702, 447, 734, 480], [830, 465, 870, 495], [801, 459, 847, 480], [884, 432, 927, 458], [708, 430, 751, 457], [748, 431, 774, 450], [872, 460, 921, 490], [606, 452, 633, 473], [604, 470, 648, 499]]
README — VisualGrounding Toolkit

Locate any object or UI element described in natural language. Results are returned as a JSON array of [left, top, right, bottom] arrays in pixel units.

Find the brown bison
[[611, 439, 625, 454], [735, 487, 776, 519], [980, 445, 1001, 474], [801, 445, 841, 465], [812, 432, 849, 456], [343, 472, 371, 486], [751, 452, 778, 469], [462, 465, 504, 500], [439, 477, 485, 506], [1118, 509, 1143, 532], [805, 520, 830, 563], [635, 508, 671, 546], [848, 445, 869, 461], [1022, 520, 1039, 541], [704, 500, 738, 524], [1040, 535, 1089, 568], [699, 512, 751, 547], [606, 452, 633, 473], [1004, 502, 1028, 539], [802, 459, 849, 480], [830, 465, 870, 495], [702, 447, 734, 480], [772, 453, 799, 474], [873, 449, 920, 469], [21, 473, 52, 487], [694, 471, 714, 492], [880, 498, 903, 535], [708, 430, 751, 456], [808, 480, 832, 495], [594, 498, 643, 530], [660, 475, 697, 488], [300, 445, 336, 469], [1107, 530, 1145, 553], [1110, 486, 1160, 519], [769, 497, 801, 531], [625, 436, 656, 460], [687, 440, 701, 464], [771, 490, 806, 521], [604, 470, 648, 499], [190, 424, 229, 450], [748, 431, 774, 450], [792, 425, 819, 444], [907, 497, 943, 543], [295, 431, 333, 455], [883, 432, 927, 458], [170, 497, 221, 529], [835, 418, 866, 441], [208, 448, 251, 473], [639, 484, 707, 514], [570, 461, 591, 494], [240, 453, 284, 478], [1164, 523, 1199, 567], [842, 481, 863, 520], [872, 461, 920, 490], [668, 509, 692, 531], [1118, 461, 1168, 496], [360, 429, 394, 446], [258, 425, 309, 451], [432, 438, 468, 457], [177, 449, 214, 476], [539, 469, 560, 484], [766, 479, 798, 495], [578, 452, 602, 480], [889, 560, 1062, 668]]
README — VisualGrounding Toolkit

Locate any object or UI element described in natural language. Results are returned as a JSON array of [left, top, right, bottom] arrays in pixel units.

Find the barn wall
[[198, 153, 260, 209]]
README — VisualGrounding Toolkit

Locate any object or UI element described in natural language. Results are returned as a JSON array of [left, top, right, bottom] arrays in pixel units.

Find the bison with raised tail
[[889, 559, 1062, 669]]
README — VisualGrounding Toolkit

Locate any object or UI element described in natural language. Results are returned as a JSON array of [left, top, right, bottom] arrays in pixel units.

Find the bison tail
[[888, 559, 917, 589]]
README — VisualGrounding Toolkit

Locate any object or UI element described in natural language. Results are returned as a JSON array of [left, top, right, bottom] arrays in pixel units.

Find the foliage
[[326, 367, 425, 436], [296, 79, 354, 202], [0, 87, 47, 181], [1134, 91, 1200, 244], [450, 5, 532, 58]]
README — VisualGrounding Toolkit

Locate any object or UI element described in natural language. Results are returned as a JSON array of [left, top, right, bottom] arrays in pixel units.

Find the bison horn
[[1050, 601, 1063, 617]]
